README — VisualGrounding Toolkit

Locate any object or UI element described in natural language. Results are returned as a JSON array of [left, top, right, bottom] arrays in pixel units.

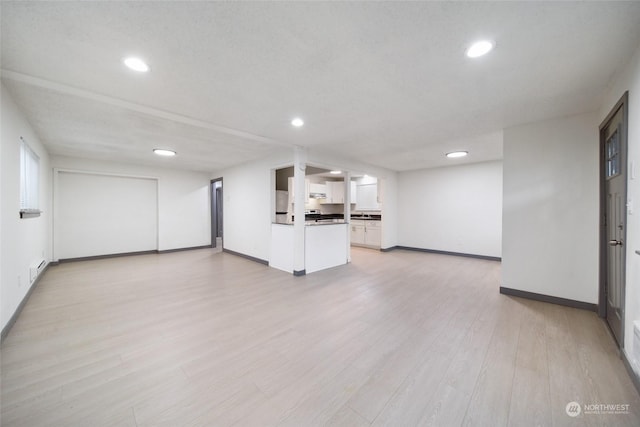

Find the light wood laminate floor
[[1, 247, 639, 426]]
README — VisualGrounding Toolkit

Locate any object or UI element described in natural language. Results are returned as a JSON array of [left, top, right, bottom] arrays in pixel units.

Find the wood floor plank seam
[[504, 308, 524, 426]]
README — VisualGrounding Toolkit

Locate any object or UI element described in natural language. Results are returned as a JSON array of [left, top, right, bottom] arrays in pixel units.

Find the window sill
[[20, 209, 41, 219]]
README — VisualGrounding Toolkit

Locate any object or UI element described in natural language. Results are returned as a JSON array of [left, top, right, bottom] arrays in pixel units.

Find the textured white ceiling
[[2, 1, 640, 172]]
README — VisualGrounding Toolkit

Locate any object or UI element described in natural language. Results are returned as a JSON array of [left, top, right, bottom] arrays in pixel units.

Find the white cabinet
[[350, 219, 381, 248], [350, 220, 365, 245], [356, 183, 380, 210], [321, 180, 345, 204], [323, 181, 334, 203], [364, 220, 381, 247], [309, 183, 326, 196], [330, 181, 344, 203], [288, 177, 294, 203], [351, 181, 357, 204]]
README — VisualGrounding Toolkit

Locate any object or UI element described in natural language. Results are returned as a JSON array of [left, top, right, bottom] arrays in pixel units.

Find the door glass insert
[[606, 129, 620, 178]]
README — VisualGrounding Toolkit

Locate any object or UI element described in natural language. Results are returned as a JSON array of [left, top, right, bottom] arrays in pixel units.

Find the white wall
[[51, 156, 210, 256], [502, 111, 599, 304], [600, 42, 640, 355], [56, 171, 158, 258], [1, 83, 52, 331], [380, 172, 398, 250], [212, 150, 292, 261], [397, 161, 503, 258]]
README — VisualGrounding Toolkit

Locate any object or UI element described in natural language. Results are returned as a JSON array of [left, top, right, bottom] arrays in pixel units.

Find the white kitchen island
[[305, 223, 348, 273], [270, 222, 348, 275]]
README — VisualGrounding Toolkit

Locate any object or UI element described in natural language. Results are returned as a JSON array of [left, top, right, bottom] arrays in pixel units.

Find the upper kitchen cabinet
[[320, 180, 357, 205], [355, 177, 381, 211], [356, 184, 379, 210], [309, 183, 327, 198], [323, 181, 344, 204], [351, 181, 357, 204]]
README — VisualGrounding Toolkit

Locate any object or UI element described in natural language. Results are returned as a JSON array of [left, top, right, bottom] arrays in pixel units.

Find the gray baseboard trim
[[392, 246, 501, 262], [58, 245, 215, 263], [294, 269, 306, 276], [157, 245, 213, 254], [59, 250, 158, 263], [500, 286, 597, 312], [222, 248, 269, 265], [622, 349, 640, 396], [380, 246, 397, 252], [1, 263, 51, 343]]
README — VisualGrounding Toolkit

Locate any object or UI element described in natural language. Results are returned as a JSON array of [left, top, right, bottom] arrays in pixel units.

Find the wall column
[[344, 171, 352, 262], [293, 146, 307, 275]]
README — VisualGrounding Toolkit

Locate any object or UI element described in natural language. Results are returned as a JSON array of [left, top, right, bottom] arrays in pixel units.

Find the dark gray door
[[211, 179, 223, 248], [602, 101, 626, 347], [216, 186, 223, 237]]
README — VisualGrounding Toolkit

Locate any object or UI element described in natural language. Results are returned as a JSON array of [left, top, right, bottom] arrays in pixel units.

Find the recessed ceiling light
[[291, 118, 304, 127], [446, 151, 468, 158], [153, 148, 176, 156], [123, 57, 150, 72], [466, 40, 494, 58], [330, 170, 342, 174]]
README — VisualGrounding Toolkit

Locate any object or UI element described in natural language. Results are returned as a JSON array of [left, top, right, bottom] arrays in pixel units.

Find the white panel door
[[56, 172, 158, 259]]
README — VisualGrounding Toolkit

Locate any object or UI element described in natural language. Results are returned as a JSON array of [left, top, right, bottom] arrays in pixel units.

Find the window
[[20, 137, 40, 218], [605, 129, 620, 179]]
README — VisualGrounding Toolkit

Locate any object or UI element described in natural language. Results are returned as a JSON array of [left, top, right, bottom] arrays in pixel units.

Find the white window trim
[[20, 137, 41, 218]]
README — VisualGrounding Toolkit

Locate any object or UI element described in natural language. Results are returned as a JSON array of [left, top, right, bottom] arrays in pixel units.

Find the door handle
[[609, 239, 623, 246]]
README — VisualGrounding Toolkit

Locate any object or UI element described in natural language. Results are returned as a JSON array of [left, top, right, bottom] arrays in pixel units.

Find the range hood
[[308, 183, 326, 199]]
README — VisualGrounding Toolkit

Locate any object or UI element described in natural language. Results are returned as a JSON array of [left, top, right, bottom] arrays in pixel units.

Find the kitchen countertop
[[277, 213, 381, 226], [273, 222, 347, 226], [306, 221, 347, 226], [294, 214, 381, 221]]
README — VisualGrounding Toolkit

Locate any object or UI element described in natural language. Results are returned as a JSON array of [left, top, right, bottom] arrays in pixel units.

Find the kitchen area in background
[[270, 164, 384, 275], [274, 165, 383, 249]]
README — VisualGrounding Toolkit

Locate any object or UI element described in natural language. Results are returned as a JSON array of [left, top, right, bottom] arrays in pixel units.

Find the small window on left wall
[[19, 137, 41, 218]]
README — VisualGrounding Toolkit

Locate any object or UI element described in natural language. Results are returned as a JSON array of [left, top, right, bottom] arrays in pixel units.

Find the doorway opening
[[599, 92, 628, 349], [211, 178, 223, 249]]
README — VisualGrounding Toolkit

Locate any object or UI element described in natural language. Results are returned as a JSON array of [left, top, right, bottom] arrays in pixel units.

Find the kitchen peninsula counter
[[270, 222, 348, 274]]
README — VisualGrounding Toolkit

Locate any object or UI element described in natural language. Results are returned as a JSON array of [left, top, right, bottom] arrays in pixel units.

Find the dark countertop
[[272, 221, 347, 226], [292, 213, 382, 222], [350, 214, 381, 220]]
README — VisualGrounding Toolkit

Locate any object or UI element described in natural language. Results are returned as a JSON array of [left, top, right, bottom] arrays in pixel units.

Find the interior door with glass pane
[[603, 105, 626, 347]]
